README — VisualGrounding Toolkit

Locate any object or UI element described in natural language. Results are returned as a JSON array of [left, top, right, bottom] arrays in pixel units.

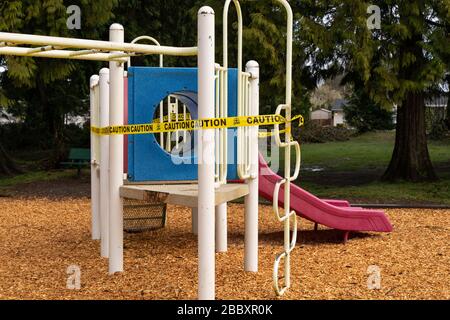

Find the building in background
[[425, 95, 448, 110], [424, 95, 448, 131], [310, 98, 350, 127], [310, 108, 332, 126], [331, 99, 348, 127]]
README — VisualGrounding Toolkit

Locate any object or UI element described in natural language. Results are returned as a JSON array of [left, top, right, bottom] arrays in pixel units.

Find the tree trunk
[[383, 3, 437, 182], [0, 142, 21, 176], [37, 76, 66, 168], [382, 91, 437, 181]]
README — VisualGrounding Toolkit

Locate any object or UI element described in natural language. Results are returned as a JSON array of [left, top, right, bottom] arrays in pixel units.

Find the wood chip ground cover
[[0, 191, 448, 300]]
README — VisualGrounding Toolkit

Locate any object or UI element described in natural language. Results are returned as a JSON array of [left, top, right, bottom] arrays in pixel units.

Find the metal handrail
[[129, 36, 164, 67], [224, 0, 245, 179], [215, 64, 228, 184], [0, 32, 197, 60]]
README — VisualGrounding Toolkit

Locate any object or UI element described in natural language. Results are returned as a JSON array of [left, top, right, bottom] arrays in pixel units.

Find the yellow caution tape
[[257, 114, 305, 138], [92, 114, 304, 136], [153, 113, 192, 123]]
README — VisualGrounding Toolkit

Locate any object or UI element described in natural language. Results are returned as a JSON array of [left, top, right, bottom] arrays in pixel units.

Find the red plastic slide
[[258, 154, 393, 233]]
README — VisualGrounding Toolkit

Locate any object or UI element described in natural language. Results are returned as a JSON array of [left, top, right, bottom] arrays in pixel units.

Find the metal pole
[[99, 68, 110, 258], [215, 203, 227, 252], [244, 61, 259, 272], [197, 6, 216, 300], [192, 207, 198, 235], [108, 23, 125, 274], [90, 75, 101, 240], [0, 32, 198, 56]]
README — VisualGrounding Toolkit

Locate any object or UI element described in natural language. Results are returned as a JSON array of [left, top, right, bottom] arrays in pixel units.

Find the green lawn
[[298, 131, 450, 171], [0, 170, 76, 188], [275, 131, 450, 205], [301, 174, 450, 205]]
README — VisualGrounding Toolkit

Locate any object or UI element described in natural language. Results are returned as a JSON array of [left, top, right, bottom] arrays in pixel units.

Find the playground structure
[[0, 0, 392, 300]]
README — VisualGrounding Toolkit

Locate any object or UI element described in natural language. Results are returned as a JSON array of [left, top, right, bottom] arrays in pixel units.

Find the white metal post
[[192, 207, 198, 235], [197, 6, 216, 300], [215, 203, 227, 252], [99, 69, 110, 258], [90, 75, 101, 240], [108, 23, 125, 274], [244, 61, 260, 272]]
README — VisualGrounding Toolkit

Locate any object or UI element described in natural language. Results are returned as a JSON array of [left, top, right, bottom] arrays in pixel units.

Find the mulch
[[0, 180, 448, 300]]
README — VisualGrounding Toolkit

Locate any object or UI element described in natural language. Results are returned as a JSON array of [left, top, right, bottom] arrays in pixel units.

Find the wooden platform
[[120, 183, 249, 208]]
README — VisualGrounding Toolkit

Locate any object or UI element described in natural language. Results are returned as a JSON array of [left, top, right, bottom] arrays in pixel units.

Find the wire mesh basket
[[123, 198, 167, 233]]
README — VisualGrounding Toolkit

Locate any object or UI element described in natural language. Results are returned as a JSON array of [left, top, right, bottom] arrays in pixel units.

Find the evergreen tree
[[344, 89, 395, 133], [300, 0, 450, 181], [0, 0, 117, 169]]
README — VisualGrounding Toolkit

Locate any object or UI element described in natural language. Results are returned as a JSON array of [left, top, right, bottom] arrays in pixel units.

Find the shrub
[[428, 119, 449, 141], [293, 122, 355, 143]]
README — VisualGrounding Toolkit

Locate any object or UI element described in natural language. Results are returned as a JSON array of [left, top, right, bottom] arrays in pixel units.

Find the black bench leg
[[77, 167, 81, 178]]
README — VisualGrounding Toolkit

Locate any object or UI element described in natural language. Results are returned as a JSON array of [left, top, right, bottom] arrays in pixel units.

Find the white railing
[[128, 36, 164, 68], [237, 71, 252, 179], [215, 64, 228, 185], [157, 95, 191, 153], [223, 0, 251, 180]]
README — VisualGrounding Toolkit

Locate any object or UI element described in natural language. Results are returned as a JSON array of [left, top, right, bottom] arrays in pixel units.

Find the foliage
[[294, 121, 355, 144], [310, 75, 352, 110], [297, 131, 450, 205], [290, 129, 449, 172], [344, 89, 395, 133], [428, 119, 449, 140], [0, 0, 117, 166], [298, 0, 450, 181]]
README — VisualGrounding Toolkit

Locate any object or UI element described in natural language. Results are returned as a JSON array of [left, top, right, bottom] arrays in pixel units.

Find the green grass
[[273, 131, 450, 205], [0, 170, 75, 188], [295, 131, 450, 171], [301, 173, 450, 205]]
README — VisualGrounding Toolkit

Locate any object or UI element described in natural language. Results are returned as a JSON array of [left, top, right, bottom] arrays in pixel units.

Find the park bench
[[61, 148, 90, 177]]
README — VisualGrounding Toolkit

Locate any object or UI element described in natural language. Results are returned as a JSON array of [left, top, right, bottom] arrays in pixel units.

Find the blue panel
[[128, 67, 239, 182]]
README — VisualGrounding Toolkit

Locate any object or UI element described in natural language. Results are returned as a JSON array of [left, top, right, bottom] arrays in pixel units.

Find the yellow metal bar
[[0, 32, 198, 57], [0, 46, 126, 62]]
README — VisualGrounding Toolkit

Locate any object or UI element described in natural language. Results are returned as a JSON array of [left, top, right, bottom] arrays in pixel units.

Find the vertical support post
[[244, 61, 259, 272], [197, 6, 216, 300], [215, 203, 227, 252], [99, 69, 110, 258], [108, 23, 125, 274], [90, 75, 101, 240], [192, 207, 198, 235]]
